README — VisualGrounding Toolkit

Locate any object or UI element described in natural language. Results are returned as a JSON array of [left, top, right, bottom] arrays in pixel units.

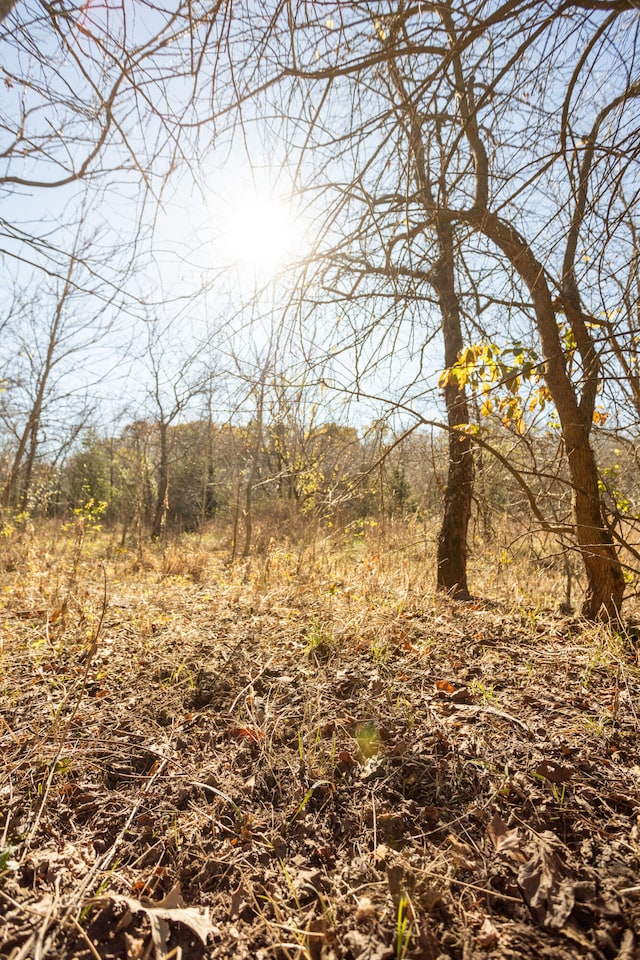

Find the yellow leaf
[[453, 423, 480, 436], [374, 19, 387, 40], [592, 408, 608, 426]]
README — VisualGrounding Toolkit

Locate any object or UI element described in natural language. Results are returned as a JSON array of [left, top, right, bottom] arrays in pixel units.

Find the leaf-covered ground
[[1, 529, 639, 960]]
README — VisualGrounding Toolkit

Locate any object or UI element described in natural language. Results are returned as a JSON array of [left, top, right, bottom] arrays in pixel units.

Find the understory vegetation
[[5, 420, 640, 611]]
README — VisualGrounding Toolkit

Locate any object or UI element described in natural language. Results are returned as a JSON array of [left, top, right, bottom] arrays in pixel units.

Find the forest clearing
[[3, 0, 640, 956], [1, 521, 639, 960]]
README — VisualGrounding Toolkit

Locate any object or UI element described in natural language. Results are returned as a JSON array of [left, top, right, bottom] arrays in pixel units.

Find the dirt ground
[[1, 532, 639, 959]]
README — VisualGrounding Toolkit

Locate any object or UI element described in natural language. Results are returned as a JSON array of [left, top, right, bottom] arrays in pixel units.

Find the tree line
[[0, 412, 441, 538], [3, 407, 638, 584]]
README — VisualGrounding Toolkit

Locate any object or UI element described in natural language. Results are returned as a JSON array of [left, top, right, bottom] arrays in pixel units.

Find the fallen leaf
[[446, 834, 478, 870], [488, 812, 527, 862], [423, 805, 440, 824], [230, 881, 249, 920], [533, 759, 574, 784], [477, 916, 499, 947], [355, 896, 378, 923], [106, 883, 214, 959], [616, 929, 636, 960], [228, 725, 264, 743], [306, 915, 328, 960], [436, 681, 473, 703], [517, 842, 575, 929], [124, 932, 146, 960]]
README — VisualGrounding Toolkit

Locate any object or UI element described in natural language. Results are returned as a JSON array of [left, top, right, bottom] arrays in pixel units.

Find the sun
[[220, 189, 299, 275]]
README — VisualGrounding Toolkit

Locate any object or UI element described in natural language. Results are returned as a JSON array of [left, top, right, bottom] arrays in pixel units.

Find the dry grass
[[1, 519, 639, 960]]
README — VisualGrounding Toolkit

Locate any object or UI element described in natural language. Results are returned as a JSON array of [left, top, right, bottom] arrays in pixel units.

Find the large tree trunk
[[437, 382, 474, 599], [3, 254, 75, 510], [464, 210, 624, 619], [432, 221, 474, 600], [3, 412, 36, 509], [565, 428, 624, 619], [387, 51, 474, 600], [3, 327, 59, 509]]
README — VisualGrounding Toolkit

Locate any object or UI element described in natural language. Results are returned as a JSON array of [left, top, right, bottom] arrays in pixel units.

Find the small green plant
[[1, 510, 31, 538], [552, 782, 567, 806], [394, 695, 416, 730], [75, 496, 108, 531], [61, 486, 108, 596], [469, 678, 496, 704], [598, 463, 633, 517], [64, 487, 108, 538], [396, 895, 413, 959], [290, 779, 332, 822], [371, 636, 388, 665], [528, 770, 569, 806], [0, 845, 15, 874], [582, 714, 614, 737], [79, 864, 121, 918], [278, 858, 300, 906], [162, 660, 195, 688], [304, 614, 333, 652]]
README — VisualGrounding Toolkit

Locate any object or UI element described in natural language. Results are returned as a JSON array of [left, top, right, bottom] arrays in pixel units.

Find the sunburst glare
[[220, 188, 301, 276]]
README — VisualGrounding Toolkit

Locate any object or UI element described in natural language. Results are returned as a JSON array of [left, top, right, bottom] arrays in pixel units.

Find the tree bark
[[387, 34, 474, 600], [151, 423, 169, 540], [460, 209, 624, 619], [0, 0, 18, 23], [432, 220, 473, 599], [568, 435, 624, 619], [241, 376, 266, 559]]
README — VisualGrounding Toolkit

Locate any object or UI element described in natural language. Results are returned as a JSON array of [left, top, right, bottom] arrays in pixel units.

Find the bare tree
[[143, 321, 208, 540], [0, 223, 122, 511], [235, 1, 638, 618]]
